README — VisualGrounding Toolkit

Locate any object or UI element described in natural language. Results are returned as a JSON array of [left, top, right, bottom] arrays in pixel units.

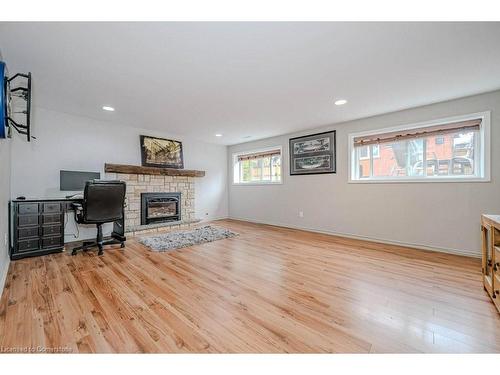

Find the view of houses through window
[[351, 114, 486, 181], [233, 148, 282, 184]]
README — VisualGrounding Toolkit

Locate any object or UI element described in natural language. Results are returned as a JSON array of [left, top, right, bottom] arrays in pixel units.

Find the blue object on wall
[[0, 61, 6, 139]]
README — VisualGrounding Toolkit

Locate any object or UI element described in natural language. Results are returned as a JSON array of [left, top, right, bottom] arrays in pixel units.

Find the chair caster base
[[71, 238, 125, 256]]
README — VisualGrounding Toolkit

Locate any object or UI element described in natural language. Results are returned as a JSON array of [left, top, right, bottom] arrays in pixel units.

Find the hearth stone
[[127, 218, 201, 236]]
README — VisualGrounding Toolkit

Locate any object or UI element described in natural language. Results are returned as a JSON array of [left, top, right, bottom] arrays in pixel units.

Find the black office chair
[[71, 180, 127, 256]]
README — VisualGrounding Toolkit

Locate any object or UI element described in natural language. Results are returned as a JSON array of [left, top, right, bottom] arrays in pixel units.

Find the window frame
[[348, 111, 491, 183], [232, 146, 283, 186]]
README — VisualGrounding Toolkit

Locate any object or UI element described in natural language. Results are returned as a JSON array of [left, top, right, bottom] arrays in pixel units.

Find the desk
[[9, 197, 125, 260]]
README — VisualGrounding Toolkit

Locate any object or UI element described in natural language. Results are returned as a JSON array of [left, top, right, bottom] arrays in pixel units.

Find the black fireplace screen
[[141, 192, 181, 225]]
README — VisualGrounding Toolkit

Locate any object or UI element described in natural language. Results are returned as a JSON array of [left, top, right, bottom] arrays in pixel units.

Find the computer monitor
[[60, 170, 101, 191]]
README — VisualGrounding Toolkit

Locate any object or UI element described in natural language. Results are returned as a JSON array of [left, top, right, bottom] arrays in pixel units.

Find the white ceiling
[[1, 22, 500, 145]]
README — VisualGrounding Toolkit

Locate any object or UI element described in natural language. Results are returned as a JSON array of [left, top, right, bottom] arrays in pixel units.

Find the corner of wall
[[0, 46, 11, 297], [0, 136, 12, 298]]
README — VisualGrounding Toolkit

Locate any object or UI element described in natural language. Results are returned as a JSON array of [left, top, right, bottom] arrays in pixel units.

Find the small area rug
[[138, 225, 238, 252]]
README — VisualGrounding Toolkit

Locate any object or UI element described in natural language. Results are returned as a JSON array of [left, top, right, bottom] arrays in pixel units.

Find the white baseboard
[[228, 216, 480, 258], [202, 216, 230, 223], [0, 257, 10, 300]]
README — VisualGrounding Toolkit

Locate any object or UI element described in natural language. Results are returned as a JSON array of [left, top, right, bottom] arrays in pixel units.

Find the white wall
[[0, 132, 11, 295], [228, 90, 500, 257], [11, 107, 228, 240], [0, 48, 11, 295]]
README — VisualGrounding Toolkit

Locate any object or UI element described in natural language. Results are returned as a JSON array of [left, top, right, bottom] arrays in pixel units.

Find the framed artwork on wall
[[140, 135, 184, 169], [289, 130, 336, 175]]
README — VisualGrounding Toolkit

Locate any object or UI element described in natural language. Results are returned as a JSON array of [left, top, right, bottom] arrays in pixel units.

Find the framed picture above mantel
[[140, 135, 184, 169], [289, 130, 336, 175]]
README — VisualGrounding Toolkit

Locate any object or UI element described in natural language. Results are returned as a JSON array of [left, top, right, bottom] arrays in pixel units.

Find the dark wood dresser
[[9, 199, 68, 260]]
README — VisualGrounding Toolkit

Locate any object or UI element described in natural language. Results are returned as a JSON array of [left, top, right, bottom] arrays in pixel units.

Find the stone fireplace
[[104, 163, 205, 235]]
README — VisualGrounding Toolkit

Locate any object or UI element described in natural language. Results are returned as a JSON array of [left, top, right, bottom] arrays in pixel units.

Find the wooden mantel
[[105, 163, 205, 177]]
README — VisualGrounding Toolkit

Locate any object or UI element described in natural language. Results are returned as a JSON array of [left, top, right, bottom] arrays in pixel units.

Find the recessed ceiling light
[[102, 106, 115, 111], [215, 134, 223, 137], [334, 99, 347, 106]]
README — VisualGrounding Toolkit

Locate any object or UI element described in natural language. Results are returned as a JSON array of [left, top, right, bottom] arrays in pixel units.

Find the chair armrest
[[71, 202, 83, 211], [72, 202, 84, 224]]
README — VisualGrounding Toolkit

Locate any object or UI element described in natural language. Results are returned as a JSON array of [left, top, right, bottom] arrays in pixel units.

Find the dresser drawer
[[42, 213, 62, 225], [42, 225, 61, 237], [18, 215, 39, 227], [43, 202, 62, 213], [17, 238, 40, 252], [42, 236, 63, 249], [18, 203, 39, 215], [18, 226, 39, 239]]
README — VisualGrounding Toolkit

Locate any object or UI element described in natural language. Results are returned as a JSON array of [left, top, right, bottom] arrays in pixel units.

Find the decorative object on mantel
[[289, 130, 336, 175], [140, 135, 184, 169], [105, 163, 205, 177], [138, 225, 238, 252]]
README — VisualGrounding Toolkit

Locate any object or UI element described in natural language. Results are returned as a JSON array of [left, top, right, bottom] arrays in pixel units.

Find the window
[[349, 112, 490, 182], [359, 144, 380, 161], [233, 147, 282, 184]]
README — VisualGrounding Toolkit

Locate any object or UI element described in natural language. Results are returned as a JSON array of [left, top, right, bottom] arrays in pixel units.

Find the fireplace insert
[[141, 192, 181, 225]]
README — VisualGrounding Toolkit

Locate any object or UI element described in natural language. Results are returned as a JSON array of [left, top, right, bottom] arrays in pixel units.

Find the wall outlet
[[298, 211, 304, 218], [4, 233, 7, 247]]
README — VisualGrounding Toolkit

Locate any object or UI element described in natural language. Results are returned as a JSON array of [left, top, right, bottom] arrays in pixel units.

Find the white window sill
[[348, 176, 490, 184], [233, 181, 283, 186]]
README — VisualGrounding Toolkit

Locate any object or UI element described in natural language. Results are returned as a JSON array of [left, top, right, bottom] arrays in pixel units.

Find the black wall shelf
[[6, 72, 33, 142]]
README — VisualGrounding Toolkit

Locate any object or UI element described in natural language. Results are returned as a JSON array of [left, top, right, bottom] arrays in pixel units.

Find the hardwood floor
[[0, 219, 499, 353]]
